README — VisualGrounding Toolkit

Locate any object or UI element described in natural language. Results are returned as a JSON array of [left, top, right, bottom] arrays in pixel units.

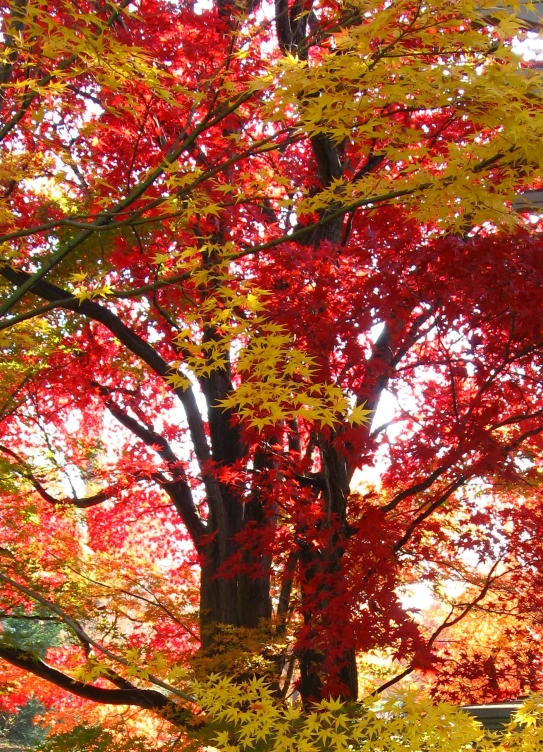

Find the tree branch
[[0, 644, 198, 728], [0, 264, 231, 560], [91, 384, 206, 548], [0, 444, 116, 509], [275, 0, 293, 53], [0, 77, 255, 317], [0, 571, 196, 703], [380, 462, 451, 514], [373, 561, 505, 695], [0, 265, 211, 463], [392, 476, 467, 553]]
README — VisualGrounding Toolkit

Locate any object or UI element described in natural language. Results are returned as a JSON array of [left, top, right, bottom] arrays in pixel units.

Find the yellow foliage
[[189, 676, 543, 752], [266, 0, 543, 233], [164, 273, 370, 429]]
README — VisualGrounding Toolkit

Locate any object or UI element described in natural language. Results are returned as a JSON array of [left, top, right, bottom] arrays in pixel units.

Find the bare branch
[[0, 444, 117, 509], [92, 384, 206, 548], [0, 644, 199, 729], [373, 561, 505, 695]]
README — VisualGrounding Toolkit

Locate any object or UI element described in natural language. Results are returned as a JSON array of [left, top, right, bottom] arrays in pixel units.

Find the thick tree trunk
[[199, 538, 273, 642], [199, 547, 239, 649], [297, 442, 359, 702]]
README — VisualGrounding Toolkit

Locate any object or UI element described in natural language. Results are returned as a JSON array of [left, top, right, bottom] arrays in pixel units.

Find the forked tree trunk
[[197, 0, 360, 703]]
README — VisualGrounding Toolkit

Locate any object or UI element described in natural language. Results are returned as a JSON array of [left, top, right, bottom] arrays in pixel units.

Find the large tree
[[2, 0, 543, 741]]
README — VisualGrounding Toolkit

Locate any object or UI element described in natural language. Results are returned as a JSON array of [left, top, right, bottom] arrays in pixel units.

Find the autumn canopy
[[2, 0, 543, 747]]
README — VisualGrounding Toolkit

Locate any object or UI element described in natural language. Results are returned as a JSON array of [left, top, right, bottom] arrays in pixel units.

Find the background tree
[[1, 0, 543, 744]]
